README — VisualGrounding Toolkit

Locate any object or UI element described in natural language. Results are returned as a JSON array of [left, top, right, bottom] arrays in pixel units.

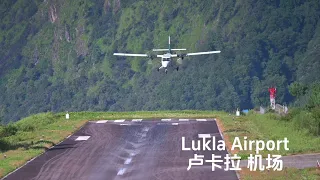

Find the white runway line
[[142, 127, 149, 132], [96, 120, 108, 123], [75, 136, 91, 141], [172, 123, 179, 125], [117, 168, 126, 175], [161, 119, 171, 121], [124, 158, 132, 165], [120, 124, 130, 126], [196, 119, 207, 121], [198, 134, 211, 138], [132, 119, 143, 122], [114, 119, 125, 122], [179, 119, 189, 121]]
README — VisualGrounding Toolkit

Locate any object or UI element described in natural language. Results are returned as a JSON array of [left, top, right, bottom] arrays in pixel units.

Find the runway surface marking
[[198, 134, 211, 138], [114, 119, 125, 122], [124, 158, 132, 165], [75, 136, 90, 141], [117, 168, 126, 176], [196, 119, 207, 121], [4, 118, 319, 180], [92, 119, 214, 123], [96, 120, 108, 123], [4, 118, 238, 180]]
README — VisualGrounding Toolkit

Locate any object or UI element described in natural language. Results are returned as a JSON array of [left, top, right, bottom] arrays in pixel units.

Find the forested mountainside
[[0, 0, 320, 123]]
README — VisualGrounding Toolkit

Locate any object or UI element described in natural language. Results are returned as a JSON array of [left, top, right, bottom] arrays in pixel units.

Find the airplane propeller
[[177, 54, 186, 64], [146, 52, 157, 65], [177, 58, 183, 65]]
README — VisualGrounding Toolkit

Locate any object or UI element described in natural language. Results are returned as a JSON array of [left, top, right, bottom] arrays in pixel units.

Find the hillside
[[0, 0, 320, 123]]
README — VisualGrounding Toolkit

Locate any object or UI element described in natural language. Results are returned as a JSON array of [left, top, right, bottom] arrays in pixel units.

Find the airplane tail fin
[[151, 36, 186, 52], [168, 36, 171, 53]]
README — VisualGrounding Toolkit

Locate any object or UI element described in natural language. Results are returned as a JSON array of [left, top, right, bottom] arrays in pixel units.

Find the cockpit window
[[163, 58, 170, 61]]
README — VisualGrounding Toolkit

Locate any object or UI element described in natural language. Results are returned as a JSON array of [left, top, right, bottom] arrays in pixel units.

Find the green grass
[[240, 167, 320, 180], [218, 111, 320, 179], [0, 110, 319, 179], [219, 112, 320, 157]]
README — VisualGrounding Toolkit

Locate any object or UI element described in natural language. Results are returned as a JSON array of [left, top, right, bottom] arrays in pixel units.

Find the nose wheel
[[165, 69, 168, 74]]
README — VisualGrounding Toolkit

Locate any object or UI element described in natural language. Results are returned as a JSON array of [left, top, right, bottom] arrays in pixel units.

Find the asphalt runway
[[3, 119, 239, 180]]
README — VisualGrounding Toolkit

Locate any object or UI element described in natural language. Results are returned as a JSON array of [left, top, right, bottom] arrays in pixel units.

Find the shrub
[[0, 126, 4, 137], [292, 110, 319, 136], [310, 108, 320, 136], [0, 123, 18, 137], [280, 107, 302, 121], [0, 139, 10, 151], [17, 123, 36, 132]]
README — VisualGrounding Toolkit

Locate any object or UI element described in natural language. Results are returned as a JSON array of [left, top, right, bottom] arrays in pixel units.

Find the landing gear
[[176, 67, 179, 71], [165, 69, 168, 74], [157, 68, 159, 72]]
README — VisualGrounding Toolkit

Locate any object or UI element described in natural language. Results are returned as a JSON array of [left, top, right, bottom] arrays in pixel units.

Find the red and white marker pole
[[268, 87, 276, 110]]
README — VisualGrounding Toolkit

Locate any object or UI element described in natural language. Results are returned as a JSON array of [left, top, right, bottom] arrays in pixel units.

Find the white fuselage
[[161, 58, 170, 68], [161, 53, 172, 68]]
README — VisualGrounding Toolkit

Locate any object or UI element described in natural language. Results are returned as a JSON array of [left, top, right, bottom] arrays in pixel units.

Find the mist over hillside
[[0, 0, 319, 123]]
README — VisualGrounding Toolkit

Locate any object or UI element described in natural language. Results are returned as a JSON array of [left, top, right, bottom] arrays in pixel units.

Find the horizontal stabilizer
[[153, 49, 186, 51]]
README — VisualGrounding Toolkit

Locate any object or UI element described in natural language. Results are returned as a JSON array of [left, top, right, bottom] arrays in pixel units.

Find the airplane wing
[[186, 51, 221, 56], [113, 53, 149, 57]]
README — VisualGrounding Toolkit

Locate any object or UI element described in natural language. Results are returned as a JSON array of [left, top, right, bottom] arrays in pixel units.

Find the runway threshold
[[3, 119, 238, 180]]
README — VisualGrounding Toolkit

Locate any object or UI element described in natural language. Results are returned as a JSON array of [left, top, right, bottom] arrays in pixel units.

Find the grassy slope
[[240, 167, 320, 180], [0, 110, 319, 179], [218, 112, 320, 180], [220, 112, 320, 157]]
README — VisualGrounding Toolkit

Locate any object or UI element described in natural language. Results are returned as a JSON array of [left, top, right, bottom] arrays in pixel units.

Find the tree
[[289, 82, 308, 97]]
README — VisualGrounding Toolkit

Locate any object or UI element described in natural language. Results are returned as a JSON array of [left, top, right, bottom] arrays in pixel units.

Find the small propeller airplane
[[113, 36, 221, 73]]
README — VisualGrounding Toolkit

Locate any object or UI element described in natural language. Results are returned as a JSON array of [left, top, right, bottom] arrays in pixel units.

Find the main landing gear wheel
[[176, 67, 179, 71], [165, 69, 168, 74]]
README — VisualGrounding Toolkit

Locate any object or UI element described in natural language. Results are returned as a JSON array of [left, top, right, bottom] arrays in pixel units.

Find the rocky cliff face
[[49, 4, 58, 23]]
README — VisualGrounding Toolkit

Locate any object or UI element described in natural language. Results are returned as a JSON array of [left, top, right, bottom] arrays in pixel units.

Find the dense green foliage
[[0, 0, 320, 123], [284, 82, 320, 136]]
